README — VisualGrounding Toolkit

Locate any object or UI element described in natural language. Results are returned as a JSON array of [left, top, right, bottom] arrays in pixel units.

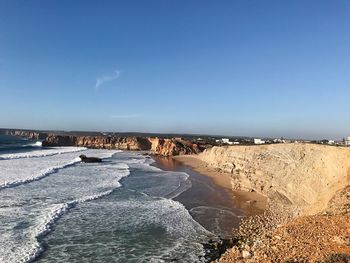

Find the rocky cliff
[[149, 137, 203, 156], [3, 129, 205, 156], [198, 143, 350, 215], [37, 134, 203, 156], [5, 130, 48, 140]]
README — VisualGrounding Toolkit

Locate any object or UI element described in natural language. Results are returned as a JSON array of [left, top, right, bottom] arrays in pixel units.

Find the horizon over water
[[0, 134, 239, 262]]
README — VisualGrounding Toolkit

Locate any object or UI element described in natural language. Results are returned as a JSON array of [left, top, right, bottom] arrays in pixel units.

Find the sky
[[0, 1, 349, 139]]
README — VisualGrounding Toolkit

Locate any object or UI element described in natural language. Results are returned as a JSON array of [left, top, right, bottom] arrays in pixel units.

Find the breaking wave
[[24, 174, 129, 263], [0, 157, 82, 190], [0, 147, 87, 160]]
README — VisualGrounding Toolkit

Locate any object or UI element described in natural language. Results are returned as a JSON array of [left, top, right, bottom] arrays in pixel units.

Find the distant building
[[327, 140, 335, 145], [345, 136, 350, 146], [216, 138, 234, 145], [273, 138, 286, 143], [254, 138, 265, 144]]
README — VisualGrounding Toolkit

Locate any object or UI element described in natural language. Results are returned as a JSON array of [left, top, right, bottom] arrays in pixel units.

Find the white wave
[[0, 149, 119, 190], [93, 149, 122, 159], [23, 167, 130, 263], [33, 141, 42, 147], [24, 141, 43, 148], [0, 157, 82, 190], [77, 197, 212, 262], [0, 155, 130, 263], [121, 153, 192, 200], [0, 147, 87, 160], [24, 188, 124, 263]]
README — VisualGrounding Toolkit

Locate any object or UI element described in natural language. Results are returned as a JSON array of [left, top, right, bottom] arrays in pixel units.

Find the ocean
[[0, 134, 228, 262]]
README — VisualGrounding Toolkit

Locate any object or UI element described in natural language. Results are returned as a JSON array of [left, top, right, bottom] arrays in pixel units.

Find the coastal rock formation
[[198, 144, 350, 262], [5, 130, 47, 140], [41, 135, 152, 150], [4, 129, 207, 156], [79, 155, 102, 163], [40, 134, 203, 156], [198, 143, 350, 215], [149, 137, 203, 156]]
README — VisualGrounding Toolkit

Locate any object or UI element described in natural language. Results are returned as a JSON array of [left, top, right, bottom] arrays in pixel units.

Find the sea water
[[0, 135, 214, 262]]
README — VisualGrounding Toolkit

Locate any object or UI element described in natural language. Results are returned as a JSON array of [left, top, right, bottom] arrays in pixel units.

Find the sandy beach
[[173, 155, 267, 216], [189, 144, 350, 262], [152, 155, 267, 240]]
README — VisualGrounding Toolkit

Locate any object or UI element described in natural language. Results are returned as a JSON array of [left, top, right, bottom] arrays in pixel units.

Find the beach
[[2, 132, 349, 262], [0, 136, 219, 263], [152, 155, 267, 239], [190, 144, 350, 262]]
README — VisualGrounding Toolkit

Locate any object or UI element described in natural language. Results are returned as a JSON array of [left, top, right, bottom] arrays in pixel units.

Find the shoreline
[[152, 155, 267, 236], [186, 144, 350, 262], [151, 155, 268, 261], [151, 155, 243, 237], [172, 155, 267, 216]]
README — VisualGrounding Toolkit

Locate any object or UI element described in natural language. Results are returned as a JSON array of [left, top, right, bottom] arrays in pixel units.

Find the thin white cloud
[[95, 70, 120, 89], [110, 114, 141, 119]]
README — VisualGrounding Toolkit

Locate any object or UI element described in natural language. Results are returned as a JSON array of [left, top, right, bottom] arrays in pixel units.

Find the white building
[[216, 138, 234, 145], [254, 138, 265, 144], [222, 138, 230, 143], [327, 140, 335, 145], [222, 138, 233, 145], [345, 136, 350, 146]]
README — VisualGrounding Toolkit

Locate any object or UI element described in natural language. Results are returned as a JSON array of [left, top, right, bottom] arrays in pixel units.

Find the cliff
[[15, 132, 203, 156], [198, 143, 350, 215], [149, 137, 203, 156], [5, 130, 47, 140]]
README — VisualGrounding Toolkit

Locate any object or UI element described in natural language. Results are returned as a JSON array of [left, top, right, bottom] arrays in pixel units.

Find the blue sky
[[1, 1, 349, 139]]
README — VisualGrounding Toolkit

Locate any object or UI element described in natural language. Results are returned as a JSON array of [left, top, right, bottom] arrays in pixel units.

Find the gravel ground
[[216, 186, 350, 263]]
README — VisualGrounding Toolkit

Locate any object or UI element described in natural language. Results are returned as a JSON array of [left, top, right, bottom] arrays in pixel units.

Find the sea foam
[[25, 180, 129, 263], [0, 147, 87, 160], [0, 150, 129, 263], [0, 149, 119, 190]]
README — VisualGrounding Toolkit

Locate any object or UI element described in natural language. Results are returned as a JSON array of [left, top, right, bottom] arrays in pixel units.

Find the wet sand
[[152, 155, 267, 238]]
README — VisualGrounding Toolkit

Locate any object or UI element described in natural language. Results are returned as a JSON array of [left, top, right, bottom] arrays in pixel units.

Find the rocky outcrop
[[40, 134, 203, 156], [79, 155, 102, 163], [42, 135, 152, 150], [5, 130, 48, 140], [149, 137, 203, 156], [198, 143, 350, 215], [4, 129, 205, 156], [197, 144, 350, 263]]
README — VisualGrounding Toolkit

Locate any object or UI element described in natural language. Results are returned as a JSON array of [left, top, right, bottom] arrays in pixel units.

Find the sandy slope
[[189, 143, 350, 262], [198, 143, 350, 216]]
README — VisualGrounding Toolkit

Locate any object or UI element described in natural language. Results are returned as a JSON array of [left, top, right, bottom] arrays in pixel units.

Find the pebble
[[242, 250, 251, 258]]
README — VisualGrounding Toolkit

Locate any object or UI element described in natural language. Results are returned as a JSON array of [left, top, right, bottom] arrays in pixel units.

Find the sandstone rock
[[40, 135, 204, 156], [242, 250, 251, 258]]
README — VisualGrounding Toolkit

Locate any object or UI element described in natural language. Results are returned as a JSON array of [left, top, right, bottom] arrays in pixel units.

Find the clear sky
[[1, 1, 349, 139]]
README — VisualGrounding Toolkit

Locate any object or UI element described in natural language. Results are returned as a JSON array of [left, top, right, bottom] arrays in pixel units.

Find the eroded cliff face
[[42, 135, 152, 150], [198, 144, 350, 215], [149, 137, 203, 156], [40, 134, 203, 156], [4, 129, 205, 156], [5, 130, 47, 140]]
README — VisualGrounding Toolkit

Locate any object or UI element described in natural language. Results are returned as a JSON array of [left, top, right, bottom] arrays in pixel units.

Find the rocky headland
[[4, 129, 48, 140], [3, 130, 205, 156], [177, 144, 350, 262]]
